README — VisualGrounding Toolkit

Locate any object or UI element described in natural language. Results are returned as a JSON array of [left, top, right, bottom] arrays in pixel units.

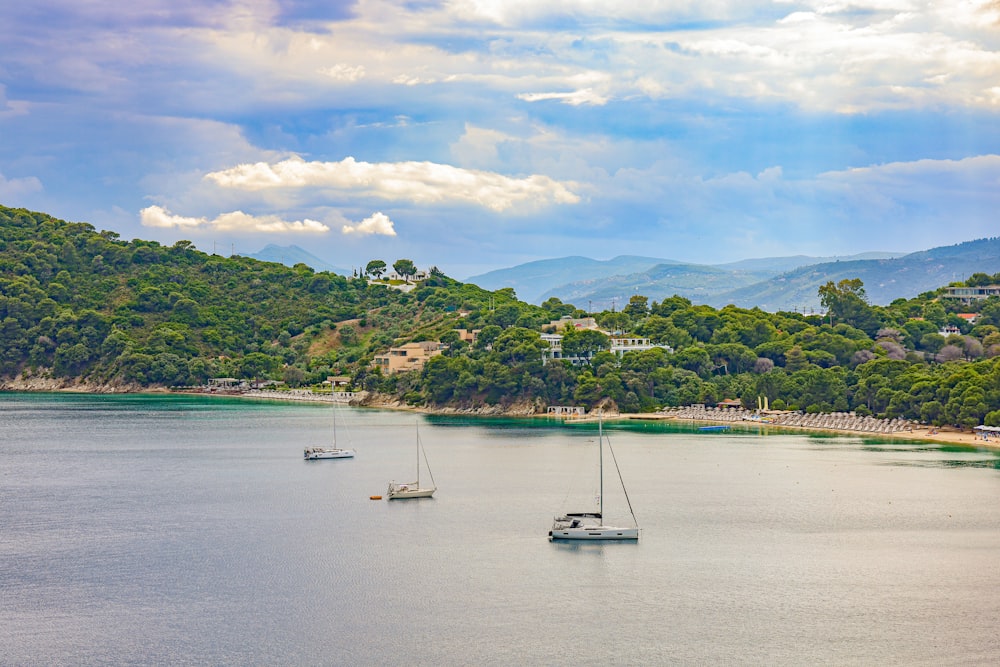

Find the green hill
[[0, 205, 531, 387]]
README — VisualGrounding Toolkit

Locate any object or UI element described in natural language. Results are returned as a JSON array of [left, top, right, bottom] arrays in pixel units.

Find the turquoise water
[[3, 393, 1000, 665]]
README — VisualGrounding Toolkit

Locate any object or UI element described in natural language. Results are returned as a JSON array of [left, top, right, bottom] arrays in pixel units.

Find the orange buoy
[[369, 495, 382, 500]]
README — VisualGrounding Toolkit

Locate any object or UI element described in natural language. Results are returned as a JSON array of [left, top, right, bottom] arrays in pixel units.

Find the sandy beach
[[610, 411, 996, 450], [527, 406, 998, 450]]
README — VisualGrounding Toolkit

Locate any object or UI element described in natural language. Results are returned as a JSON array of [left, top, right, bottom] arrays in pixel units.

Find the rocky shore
[[0, 375, 146, 393]]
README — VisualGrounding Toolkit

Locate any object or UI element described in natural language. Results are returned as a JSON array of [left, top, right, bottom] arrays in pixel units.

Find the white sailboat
[[386, 423, 436, 499], [304, 401, 356, 460], [549, 412, 639, 541]]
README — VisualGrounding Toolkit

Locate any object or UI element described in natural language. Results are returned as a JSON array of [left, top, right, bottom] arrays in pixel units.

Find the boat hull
[[304, 448, 355, 460], [386, 483, 435, 499], [549, 526, 639, 541]]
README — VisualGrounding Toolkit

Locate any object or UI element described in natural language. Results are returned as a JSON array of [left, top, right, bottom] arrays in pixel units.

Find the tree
[[366, 260, 387, 279], [818, 278, 881, 335], [623, 295, 649, 320], [561, 328, 610, 363], [393, 259, 417, 282]]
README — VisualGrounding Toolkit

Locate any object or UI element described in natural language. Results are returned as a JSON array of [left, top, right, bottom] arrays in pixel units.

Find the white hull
[[549, 525, 639, 541], [304, 448, 355, 460], [386, 482, 435, 499]]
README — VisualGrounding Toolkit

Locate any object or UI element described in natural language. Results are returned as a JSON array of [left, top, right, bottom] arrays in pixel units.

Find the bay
[[2, 393, 1000, 666]]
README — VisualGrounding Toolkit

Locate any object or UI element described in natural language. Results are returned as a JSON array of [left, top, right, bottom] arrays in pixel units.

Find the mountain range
[[465, 239, 1000, 311], [243, 244, 351, 276]]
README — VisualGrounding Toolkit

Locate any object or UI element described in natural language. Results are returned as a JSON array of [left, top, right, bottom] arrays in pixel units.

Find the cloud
[[342, 211, 397, 236], [0, 172, 43, 198], [140, 205, 330, 233], [517, 89, 609, 106], [318, 63, 366, 82], [204, 156, 580, 212]]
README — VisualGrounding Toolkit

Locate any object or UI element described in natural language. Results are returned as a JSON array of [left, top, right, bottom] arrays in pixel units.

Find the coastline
[[2, 381, 995, 450]]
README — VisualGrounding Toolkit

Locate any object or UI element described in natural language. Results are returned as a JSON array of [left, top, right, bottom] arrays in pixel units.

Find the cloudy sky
[[1, 1, 998, 279]]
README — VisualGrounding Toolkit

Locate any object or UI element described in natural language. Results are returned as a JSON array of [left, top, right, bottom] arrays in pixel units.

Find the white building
[[541, 333, 673, 365]]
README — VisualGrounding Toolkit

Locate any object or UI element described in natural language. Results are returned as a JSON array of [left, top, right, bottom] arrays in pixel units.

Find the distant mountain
[[715, 252, 902, 274], [547, 239, 998, 312], [476, 251, 908, 309], [715, 238, 1000, 311], [464, 255, 676, 303], [243, 244, 350, 275], [538, 262, 776, 310]]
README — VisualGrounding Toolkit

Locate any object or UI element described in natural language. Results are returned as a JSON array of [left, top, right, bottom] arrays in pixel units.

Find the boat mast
[[598, 410, 604, 518], [415, 422, 420, 486]]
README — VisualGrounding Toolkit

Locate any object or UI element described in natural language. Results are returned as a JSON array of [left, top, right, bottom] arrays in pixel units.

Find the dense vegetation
[[0, 205, 545, 387], [3, 205, 1000, 428]]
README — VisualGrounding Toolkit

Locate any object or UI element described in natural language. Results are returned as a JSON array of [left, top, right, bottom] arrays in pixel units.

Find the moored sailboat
[[549, 412, 639, 541], [386, 423, 436, 499], [304, 401, 355, 460]]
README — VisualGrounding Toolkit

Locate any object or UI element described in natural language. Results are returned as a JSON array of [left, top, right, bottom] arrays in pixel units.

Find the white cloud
[[204, 156, 580, 212], [318, 64, 366, 82], [0, 172, 43, 198], [824, 154, 1000, 180], [517, 89, 609, 106], [140, 205, 329, 233], [342, 211, 397, 236]]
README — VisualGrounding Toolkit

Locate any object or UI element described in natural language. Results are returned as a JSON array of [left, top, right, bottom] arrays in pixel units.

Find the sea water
[[2, 393, 1000, 666]]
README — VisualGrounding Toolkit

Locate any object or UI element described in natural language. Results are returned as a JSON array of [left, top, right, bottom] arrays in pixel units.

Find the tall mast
[[598, 410, 604, 517]]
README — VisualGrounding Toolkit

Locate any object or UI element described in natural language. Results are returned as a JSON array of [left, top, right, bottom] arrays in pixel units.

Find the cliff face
[[355, 392, 545, 416], [0, 370, 147, 393]]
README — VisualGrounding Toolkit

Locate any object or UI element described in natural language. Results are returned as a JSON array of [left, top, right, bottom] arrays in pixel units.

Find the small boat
[[549, 411, 639, 541], [698, 425, 730, 432], [386, 423, 436, 500], [304, 403, 355, 460], [304, 446, 354, 460]]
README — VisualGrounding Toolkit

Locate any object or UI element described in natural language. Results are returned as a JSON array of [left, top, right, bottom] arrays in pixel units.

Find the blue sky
[[1, 1, 998, 280]]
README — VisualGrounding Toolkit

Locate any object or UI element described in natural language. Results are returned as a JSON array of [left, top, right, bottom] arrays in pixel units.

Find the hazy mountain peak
[[243, 244, 351, 275]]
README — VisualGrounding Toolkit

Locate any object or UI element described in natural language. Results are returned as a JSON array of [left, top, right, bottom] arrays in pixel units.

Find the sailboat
[[386, 423, 436, 499], [303, 401, 356, 460], [549, 412, 639, 541]]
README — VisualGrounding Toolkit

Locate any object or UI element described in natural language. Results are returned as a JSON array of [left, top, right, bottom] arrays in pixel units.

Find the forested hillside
[[0, 205, 553, 387], [3, 205, 1000, 428]]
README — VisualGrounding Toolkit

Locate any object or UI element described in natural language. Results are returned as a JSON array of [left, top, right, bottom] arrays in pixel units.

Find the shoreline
[[2, 382, 995, 450]]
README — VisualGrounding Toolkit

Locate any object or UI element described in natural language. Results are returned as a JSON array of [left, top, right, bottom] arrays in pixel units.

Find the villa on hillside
[[941, 285, 1000, 303], [372, 341, 443, 375], [540, 333, 673, 365], [541, 316, 600, 332], [455, 328, 479, 345]]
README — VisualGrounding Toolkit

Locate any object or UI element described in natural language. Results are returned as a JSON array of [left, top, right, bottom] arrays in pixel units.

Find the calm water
[[3, 393, 1000, 666]]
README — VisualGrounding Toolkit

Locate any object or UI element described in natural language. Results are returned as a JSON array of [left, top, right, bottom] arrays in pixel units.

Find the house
[[455, 329, 479, 345], [540, 333, 672, 365], [542, 316, 599, 332], [372, 341, 443, 374], [326, 376, 352, 388], [956, 313, 978, 325], [609, 337, 672, 356], [941, 285, 1000, 303], [386, 269, 430, 282]]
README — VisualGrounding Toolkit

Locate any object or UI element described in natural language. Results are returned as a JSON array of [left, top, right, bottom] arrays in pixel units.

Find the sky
[[1, 1, 999, 280]]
